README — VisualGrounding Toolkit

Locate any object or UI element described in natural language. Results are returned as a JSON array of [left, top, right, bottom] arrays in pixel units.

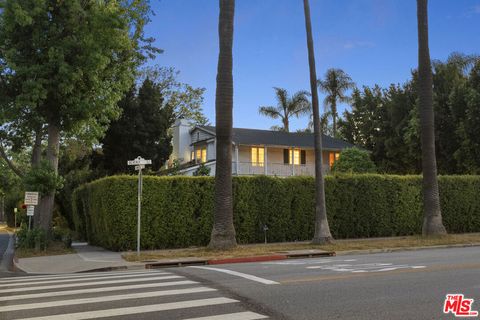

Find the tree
[[0, 0, 157, 234], [101, 78, 174, 174], [302, 0, 333, 244], [258, 87, 311, 132], [332, 148, 377, 173], [416, 0, 447, 235], [208, 0, 237, 250], [318, 68, 355, 137]]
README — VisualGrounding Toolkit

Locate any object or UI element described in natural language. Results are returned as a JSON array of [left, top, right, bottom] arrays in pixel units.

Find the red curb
[[207, 254, 287, 265]]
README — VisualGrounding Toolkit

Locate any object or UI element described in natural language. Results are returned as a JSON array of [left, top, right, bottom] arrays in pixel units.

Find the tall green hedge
[[72, 175, 480, 251]]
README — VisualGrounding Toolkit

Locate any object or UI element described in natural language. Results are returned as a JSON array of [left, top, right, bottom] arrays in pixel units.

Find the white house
[[168, 119, 355, 176]]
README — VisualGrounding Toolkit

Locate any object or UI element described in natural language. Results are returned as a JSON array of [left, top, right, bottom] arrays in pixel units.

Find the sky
[[145, 0, 480, 131]]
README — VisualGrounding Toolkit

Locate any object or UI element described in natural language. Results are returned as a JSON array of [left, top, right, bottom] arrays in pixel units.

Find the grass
[[15, 241, 75, 259], [0, 223, 16, 233], [123, 233, 480, 262]]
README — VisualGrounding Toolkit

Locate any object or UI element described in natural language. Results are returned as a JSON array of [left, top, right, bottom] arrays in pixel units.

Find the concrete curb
[[207, 254, 288, 265]]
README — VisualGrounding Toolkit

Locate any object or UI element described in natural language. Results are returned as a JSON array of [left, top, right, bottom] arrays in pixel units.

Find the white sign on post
[[24, 192, 39, 206], [127, 156, 151, 257], [26, 206, 34, 216]]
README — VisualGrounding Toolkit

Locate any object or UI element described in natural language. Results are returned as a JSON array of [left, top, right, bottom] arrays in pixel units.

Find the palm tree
[[208, 0, 237, 249], [258, 87, 311, 132], [317, 68, 355, 137], [416, 0, 447, 236], [302, 0, 333, 244]]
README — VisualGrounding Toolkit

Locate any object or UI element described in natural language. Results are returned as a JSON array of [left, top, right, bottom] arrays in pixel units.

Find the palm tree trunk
[[283, 117, 290, 132], [417, 0, 446, 236], [332, 100, 337, 137], [303, 0, 333, 244], [208, 0, 237, 250]]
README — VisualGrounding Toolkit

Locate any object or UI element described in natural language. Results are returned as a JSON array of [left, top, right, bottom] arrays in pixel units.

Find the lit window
[[195, 147, 207, 163], [329, 152, 340, 167], [289, 149, 300, 165], [251, 147, 264, 167], [191, 151, 194, 161]]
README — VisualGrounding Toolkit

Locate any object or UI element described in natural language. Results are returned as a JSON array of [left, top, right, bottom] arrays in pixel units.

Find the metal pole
[[29, 216, 32, 231], [137, 167, 142, 256]]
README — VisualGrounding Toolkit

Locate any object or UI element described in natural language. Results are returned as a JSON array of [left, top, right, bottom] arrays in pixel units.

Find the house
[[168, 119, 355, 176]]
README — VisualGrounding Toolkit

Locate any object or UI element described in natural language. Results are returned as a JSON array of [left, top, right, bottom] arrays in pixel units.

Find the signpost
[[24, 192, 39, 231], [127, 156, 152, 256]]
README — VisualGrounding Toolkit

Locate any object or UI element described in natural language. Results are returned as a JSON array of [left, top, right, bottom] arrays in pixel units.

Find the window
[[284, 149, 305, 165], [196, 147, 207, 163], [329, 152, 340, 167], [251, 147, 264, 167], [191, 151, 194, 161]]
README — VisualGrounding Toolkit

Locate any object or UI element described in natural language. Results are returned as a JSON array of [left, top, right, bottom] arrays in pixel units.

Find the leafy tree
[[332, 148, 377, 173], [100, 78, 174, 174], [303, 0, 333, 244], [208, 0, 237, 250], [318, 68, 355, 137], [0, 0, 158, 234], [258, 87, 311, 132], [416, 0, 446, 235], [140, 66, 208, 125]]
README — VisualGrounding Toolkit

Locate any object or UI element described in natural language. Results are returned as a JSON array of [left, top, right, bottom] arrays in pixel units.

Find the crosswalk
[[0, 269, 269, 320]]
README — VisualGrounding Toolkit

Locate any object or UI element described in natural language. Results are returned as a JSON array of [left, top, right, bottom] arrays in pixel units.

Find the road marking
[[0, 271, 170, 287], [306, 263, 426, 273], [0, 280, 197, 302], [184, 311, 268, 320], [0, 287, 216, 312], [190, 266, 279, 285], [14, 297, 238, 320], [0, 275, 183, 294], [0, 270, 165, 284]]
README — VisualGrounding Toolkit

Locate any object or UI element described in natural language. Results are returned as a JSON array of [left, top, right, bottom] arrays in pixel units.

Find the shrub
[[72, 175, 480, 251], [332, 148, 377, 173]]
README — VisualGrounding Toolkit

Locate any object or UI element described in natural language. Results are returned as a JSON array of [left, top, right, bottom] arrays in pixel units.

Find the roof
[[196, 126, 354, 150]]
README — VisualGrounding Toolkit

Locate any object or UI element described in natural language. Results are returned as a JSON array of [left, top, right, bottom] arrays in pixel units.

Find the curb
[[207, 254, 287, 265]]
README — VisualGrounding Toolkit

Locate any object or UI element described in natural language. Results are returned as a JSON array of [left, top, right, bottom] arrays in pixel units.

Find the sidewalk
[[14, 242, 145, 274]]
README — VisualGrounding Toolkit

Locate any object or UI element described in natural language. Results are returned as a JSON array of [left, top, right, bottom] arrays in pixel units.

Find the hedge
[[72, 175, 480, 251]]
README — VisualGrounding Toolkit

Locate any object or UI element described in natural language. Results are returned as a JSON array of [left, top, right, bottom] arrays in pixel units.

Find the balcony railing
[[233, 162, 330, 176]]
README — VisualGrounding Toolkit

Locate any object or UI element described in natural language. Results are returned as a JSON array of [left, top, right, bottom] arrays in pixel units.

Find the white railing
[[236, 162, 330, 176]]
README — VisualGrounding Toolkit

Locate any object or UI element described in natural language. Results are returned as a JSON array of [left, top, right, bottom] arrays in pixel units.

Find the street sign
[[26, 206, 34, 216], [135, 165, 145, 170], [127, 157, 152, 166], [24, 192, 39, 206]]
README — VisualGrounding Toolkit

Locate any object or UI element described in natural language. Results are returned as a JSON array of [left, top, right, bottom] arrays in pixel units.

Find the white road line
[[0, 270, 164, 284], [14, 297, 238, 320], [0, 280, 197, 302], [189, 266, 279, 285], [0, 275, 182, 294], [0, 287, 216, 312], [183, 311, 268, 320], [0, 271, 170, 287]]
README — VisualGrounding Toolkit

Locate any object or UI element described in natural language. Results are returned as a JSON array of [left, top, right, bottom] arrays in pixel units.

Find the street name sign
[[24, 192, 39, 206], [127, 157, 152, 166]]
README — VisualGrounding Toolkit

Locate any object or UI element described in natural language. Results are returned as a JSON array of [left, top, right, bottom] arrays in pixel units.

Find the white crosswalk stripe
[[0, 270, 269, 320]]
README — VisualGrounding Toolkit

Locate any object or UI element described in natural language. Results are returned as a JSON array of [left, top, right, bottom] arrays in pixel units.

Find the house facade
[[168, 119, 354, 176]]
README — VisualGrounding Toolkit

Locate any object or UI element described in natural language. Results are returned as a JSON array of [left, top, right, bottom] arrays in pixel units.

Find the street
[[0, 246, 479, 319], [0, 231, 14, 278]]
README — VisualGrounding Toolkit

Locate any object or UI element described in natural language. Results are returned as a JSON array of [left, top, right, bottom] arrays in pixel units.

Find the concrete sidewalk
[[14, 242, 145, 274]]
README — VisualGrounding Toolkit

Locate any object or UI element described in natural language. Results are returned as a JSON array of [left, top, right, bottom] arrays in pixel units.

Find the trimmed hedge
[[72, 175, 480, 251]]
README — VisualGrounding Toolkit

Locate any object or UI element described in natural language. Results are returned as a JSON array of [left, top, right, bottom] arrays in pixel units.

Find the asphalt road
[[0, 246, 478, 319], [0, 231, 14, 277]]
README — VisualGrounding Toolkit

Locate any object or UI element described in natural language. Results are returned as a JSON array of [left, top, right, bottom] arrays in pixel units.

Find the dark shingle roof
[[197, 126, 354, 150]]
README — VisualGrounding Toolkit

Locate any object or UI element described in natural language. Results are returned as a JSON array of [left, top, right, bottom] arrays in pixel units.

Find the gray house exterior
[[168, 119, 354, 176]]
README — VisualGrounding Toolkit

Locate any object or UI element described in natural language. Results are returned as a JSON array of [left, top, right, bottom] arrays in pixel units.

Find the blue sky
[[146, 0, 480, 131]]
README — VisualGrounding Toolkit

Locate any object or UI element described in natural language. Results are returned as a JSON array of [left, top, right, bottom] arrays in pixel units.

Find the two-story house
[[168, 119, 354, 176]]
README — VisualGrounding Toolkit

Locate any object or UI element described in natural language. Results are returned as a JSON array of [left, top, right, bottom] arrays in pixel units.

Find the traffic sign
[[24, 192, 39, 206], [26, 206, 34, 216], [135, 165, 145, 170], [127, 157, 152, 166]]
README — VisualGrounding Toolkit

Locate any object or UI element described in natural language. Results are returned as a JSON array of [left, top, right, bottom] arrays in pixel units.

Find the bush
[[16, 225, 47, 250], [332, 148, 377, 173], [72, 175, 480, 251]]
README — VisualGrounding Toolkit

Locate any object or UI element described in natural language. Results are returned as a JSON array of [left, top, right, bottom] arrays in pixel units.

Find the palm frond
[[258, 105, 281, 119]]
